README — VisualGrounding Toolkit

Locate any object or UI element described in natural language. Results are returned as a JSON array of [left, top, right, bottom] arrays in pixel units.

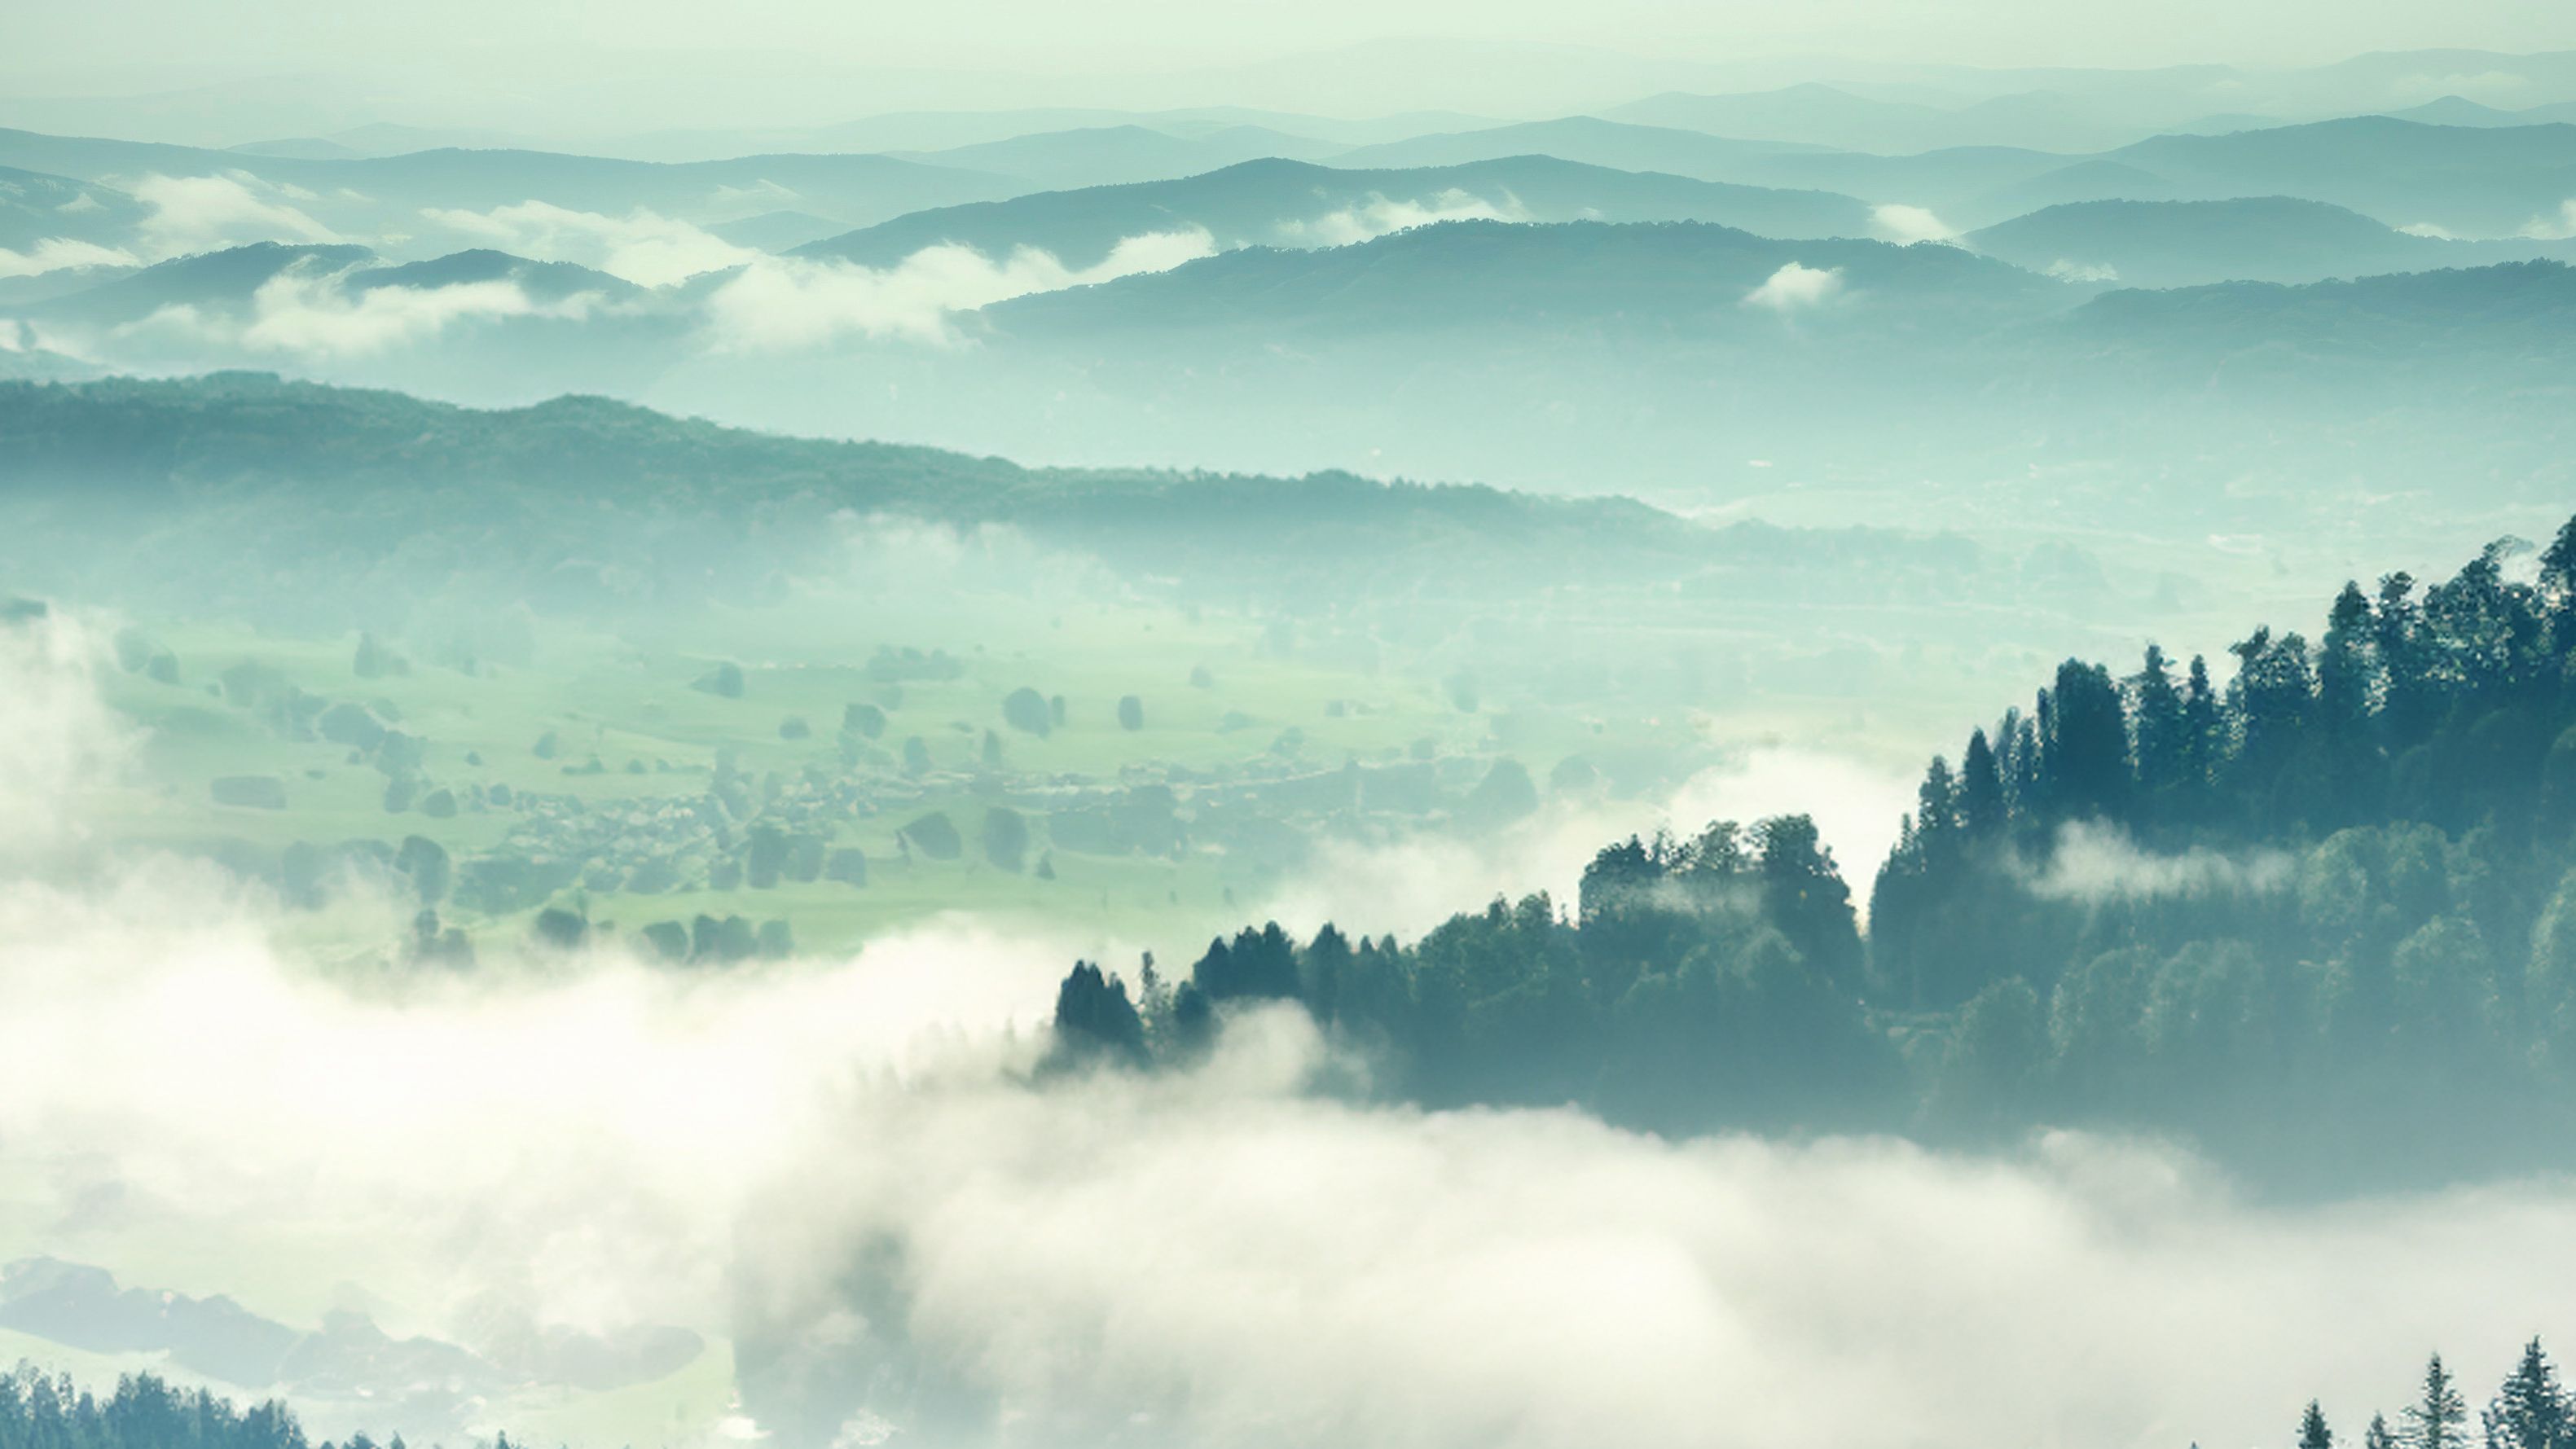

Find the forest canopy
[[1054, 517, 2576, 1188]]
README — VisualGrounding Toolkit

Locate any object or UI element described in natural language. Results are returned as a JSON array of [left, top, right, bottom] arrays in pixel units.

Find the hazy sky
[[7, 0, 2576, 109]]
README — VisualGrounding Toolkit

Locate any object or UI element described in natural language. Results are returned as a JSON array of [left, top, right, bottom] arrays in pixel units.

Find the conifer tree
[[2302, 1399, 2335, 1449], [2486, 1338, 2569, 1449], [1958, 727, 2005, 840], [2406, 1354, 2469, 1449]]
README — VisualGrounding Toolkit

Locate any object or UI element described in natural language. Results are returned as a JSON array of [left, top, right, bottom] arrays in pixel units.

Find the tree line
[[1054, 518, 2576, 1184], [2290, 1339, 2576, 1449], [0, 1365, 530, 1449]]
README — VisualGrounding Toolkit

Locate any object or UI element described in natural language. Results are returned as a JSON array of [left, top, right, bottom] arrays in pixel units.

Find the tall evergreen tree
[[2129, 643, 2187, 795], [2377, 573, 2437, 747], [1959, 727, 2006, 840], [2303, 1399, 2336, 1449], [2180, 653, 2223, 796], [2485, 1338, 2569, 1449], [2044, 659, 2131, 821], [1915, 755, 1959, 865], [2407, 1354, 2471, 1449], [2319, 581, 2379, 740]]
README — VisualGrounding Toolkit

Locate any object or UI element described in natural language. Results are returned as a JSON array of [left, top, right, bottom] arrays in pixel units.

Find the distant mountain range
[[884, 123, 1347, 190], [0, 372, 1738, 621], [982, 217, 2051, 336], [0, 126, 1026, 245], [1964, 195, 2576, 287], [795, 156, 1879, 270], [1339, 113, 2576, 235], [13, 240, 636, 329]]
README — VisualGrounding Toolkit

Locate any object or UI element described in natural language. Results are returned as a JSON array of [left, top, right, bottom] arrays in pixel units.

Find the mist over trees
[[1057, 518, 2576, 1185]]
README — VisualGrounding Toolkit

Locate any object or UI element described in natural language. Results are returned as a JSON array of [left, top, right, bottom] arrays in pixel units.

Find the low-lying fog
[[3, 611, 2565, 1449]]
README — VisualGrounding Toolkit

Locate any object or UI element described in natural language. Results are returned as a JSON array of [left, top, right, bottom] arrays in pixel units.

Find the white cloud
[[2398, 222, 2457, 240], [743, 1013, 2576, 1449], [1275, 188, 1530, 247], [420, 200, 762, 287], [0, 611, 135, 863], [117, 262, 602, 359], [709, 179, 802, 213], [7, 591, 2576, 1449], [1743, 260, 1844, 311], [2519, 200, 2576, 241], [0, 236, 138, 279], [1255, 746, 1914, 942], [2022, 819, 2294, 902], [2046, 258, 2122, 283], [1868, 203, 1954, 245], [702, 228, 1217, 349], [125, 171, 340, 256]]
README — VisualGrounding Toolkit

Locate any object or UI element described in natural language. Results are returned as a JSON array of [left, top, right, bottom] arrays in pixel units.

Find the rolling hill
[[887, 123, 1346, 190], [795, 156, 1880, 270], [1965, 195, 2576, 287], [0, 127, 1032, 245], [1326, 117, 1831, 182]]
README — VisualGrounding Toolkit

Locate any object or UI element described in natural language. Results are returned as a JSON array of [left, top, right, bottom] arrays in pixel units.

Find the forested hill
[[1053, 519, 2576, 1190], [0, 373, 1712, 620]]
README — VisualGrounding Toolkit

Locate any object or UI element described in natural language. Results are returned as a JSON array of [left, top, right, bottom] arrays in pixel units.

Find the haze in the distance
[[11, 0, 2576, 142]]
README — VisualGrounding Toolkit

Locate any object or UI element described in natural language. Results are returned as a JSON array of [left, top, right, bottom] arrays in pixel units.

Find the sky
[[4, 0, 2576, 138]]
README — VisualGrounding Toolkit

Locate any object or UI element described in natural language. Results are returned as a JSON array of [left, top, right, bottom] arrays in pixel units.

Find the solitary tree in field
[[2405, 1354, 2469, 1449]]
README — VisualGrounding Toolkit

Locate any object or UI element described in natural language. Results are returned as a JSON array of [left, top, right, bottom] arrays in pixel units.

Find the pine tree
[[2043, 659, 2130, 821], [2303, 1399, 2336, 1449], [2368, 1414, 2398, 1449], [2128, 643, 2186, 794], [2376, 572, 2435, 747], [2406, 1354, 2470, 1449], [2318, 581, 2377, 739], [2486, 1338, 2569, 1449], [1959, 727, 2006, 840], [2543, 518, 2576, 648], [1915, 754, 1959, 864], [2179, 653, 2222, 793]]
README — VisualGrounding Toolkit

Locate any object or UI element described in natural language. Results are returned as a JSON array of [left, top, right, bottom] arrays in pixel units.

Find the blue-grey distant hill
[[886, 123, 1347, 190], [985, 217, 2051, 338], [795, 156, 1880, 270], [0, 126, 1028, 235], [1967, 195, 2576, 287], [0, 164, 150, 252], [14, 241, 637, 327], [1695, 116, 2576, 235], [1327, 117, 1832, 182]]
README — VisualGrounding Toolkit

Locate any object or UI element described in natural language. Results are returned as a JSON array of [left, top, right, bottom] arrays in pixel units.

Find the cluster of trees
[[1871, 523, 2576, 1170], [1053, 814, 1897, 1132], [0, 1365, 510, 1449], [2289, 1341, 2575, 1449], [1055, 520, 2576, 1182]]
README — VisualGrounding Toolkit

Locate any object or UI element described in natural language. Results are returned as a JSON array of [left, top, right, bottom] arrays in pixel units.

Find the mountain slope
[[0, 165, 150, 253], [796, 156, 1879, 270], [0, 372, 1725, 621], [0, 127, 1031, 237], [890, 123, 1346, 190], [1967, 195, 2576, 287], [1326, 117, 1831, 183], [985, 217, 2055, 336]]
